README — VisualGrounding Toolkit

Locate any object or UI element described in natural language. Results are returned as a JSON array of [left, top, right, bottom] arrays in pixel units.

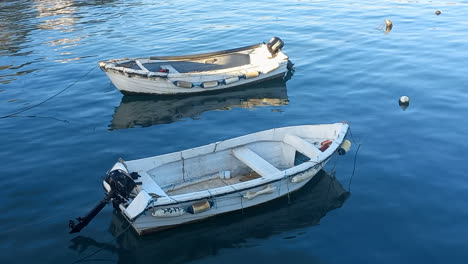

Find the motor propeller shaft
[[69, 191, 114, 234]]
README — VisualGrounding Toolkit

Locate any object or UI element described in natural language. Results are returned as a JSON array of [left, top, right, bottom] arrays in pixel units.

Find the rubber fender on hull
[[291, 169, 316, 183], [244, 71, 260, 79], [202, 80, 218, 88], [243, 184, 276, 200], [338, 140, 352, 155], [224, 76, 240, 85], [174, 81, 193, 88], [152, 207, 185, 218], [187, 200, 214, 214]]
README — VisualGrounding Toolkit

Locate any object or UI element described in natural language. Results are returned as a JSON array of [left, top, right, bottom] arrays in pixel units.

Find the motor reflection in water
[[109, 73, 293, 130], [69, 169, 350, 264]]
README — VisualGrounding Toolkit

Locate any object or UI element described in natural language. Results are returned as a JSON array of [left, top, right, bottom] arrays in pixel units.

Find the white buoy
[[399, 96, 409, 103], [399, 96, 410, 110]]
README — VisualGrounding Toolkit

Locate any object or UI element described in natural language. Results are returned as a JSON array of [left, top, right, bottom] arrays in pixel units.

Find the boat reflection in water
[[69, 169, 349, 264], [109, 75, 291, 130]]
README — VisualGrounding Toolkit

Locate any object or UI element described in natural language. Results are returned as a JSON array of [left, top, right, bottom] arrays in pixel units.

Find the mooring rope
[[0, 65, 96, 119], [348, 143, 361, 192], [12, 114, 71, 123], [286, 175, 291, 204], [347, 127, 362, 192], [0, 214, 63, 236]]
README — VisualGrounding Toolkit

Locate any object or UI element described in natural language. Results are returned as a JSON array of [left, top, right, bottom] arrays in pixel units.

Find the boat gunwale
[[104, 61, 265, 78]]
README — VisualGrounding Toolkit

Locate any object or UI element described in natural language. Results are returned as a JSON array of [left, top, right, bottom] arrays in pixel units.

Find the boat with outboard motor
[[69, 122, 351, 235], [98, 37, 292, 95]]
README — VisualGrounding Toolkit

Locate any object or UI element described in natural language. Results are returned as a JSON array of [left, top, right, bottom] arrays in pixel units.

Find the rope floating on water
[[0, 65, 96, 119]]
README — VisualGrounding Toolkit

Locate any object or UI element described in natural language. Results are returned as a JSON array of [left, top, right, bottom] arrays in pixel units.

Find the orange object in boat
[[319, 140, 333, 151]]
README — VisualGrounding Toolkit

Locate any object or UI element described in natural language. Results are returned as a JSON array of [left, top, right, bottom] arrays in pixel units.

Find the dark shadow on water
[[69, 169, 350, 264], [108, 73, 293, 130]]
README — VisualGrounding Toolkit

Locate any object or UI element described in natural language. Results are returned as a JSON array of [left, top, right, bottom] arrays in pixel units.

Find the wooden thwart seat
[[232, 146, 281, 178], [283, 134, 322, 160], [138, 171, 168, 198]]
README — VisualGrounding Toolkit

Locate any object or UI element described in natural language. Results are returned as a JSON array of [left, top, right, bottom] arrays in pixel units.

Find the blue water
[[1, 0, 468, 263]]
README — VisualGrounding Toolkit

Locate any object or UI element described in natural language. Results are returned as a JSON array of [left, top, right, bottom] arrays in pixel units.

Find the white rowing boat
[[69, 123, 351, 235], [98, 37, 292, 95]]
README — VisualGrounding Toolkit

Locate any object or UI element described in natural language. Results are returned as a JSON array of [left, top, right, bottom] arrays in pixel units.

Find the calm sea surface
[[1, 0, 468, 263]]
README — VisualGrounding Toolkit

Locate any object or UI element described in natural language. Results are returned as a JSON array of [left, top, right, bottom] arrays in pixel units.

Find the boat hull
[[104, 62, 289, 95], [127, 163, 326, 235]]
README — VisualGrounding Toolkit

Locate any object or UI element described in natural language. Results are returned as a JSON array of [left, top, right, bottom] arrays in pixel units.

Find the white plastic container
[[219, 170, 231, 179]]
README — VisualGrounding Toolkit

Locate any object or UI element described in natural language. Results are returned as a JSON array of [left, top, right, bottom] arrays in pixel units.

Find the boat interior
[[146, 134, 330, 197], [116, 53, 251, 74]]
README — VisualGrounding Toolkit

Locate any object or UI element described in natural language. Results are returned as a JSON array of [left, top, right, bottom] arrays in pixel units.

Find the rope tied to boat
[[207, 190, 216, 209], [346, 127, 362, 192]]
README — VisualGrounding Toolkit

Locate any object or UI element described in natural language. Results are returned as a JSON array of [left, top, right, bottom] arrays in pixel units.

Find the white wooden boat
[[98, 37, 292, 95], [69, 123, 351, 235], [110, 77, 290, 129]]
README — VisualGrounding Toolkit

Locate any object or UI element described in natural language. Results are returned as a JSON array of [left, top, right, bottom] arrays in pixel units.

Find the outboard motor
[[68, 164, 137, 234], [267, 37, 284, 56]]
